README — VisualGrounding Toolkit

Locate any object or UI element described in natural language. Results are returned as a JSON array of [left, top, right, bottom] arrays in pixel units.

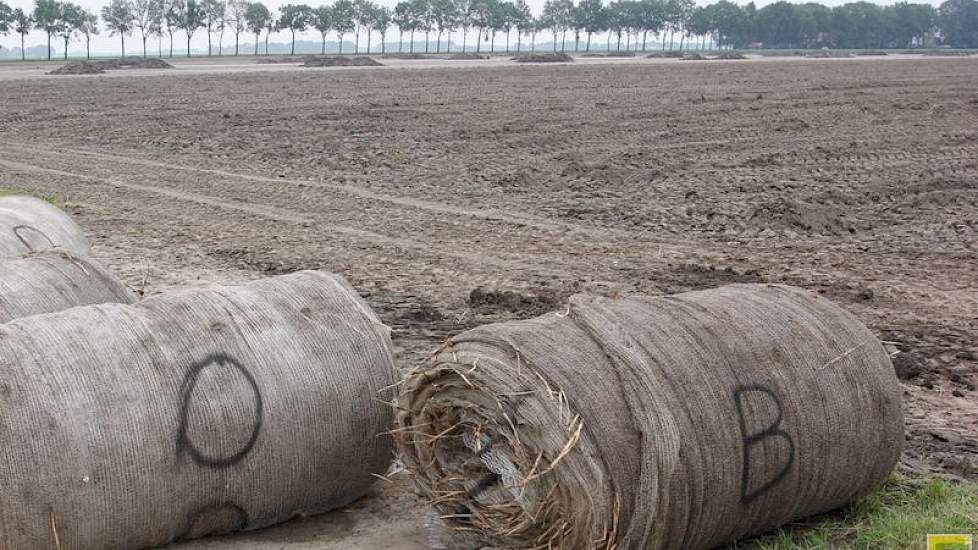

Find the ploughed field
[[0, 57, 975, 548]]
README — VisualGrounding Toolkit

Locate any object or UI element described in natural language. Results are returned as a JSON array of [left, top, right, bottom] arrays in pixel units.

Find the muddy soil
[[0, 57, 976, 547]]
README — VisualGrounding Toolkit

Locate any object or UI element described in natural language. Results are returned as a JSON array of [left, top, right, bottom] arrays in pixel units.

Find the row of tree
[[1, 0, 977, 61], [700, 0, 978, 49]]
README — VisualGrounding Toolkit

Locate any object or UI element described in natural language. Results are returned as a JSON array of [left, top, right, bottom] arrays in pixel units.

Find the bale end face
[[397, 348, 611, 550]]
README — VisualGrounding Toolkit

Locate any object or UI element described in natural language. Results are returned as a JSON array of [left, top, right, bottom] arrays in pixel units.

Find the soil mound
[[646, 51, 685, 58], [580, 51, 636, 57], [806, 50, 853, 58], [49, 58, 173, 74], [348, 56, 384, 66], [681, 52, 707, 60], [716, 50, 747, 60], [854, 50, 887, 56], [512, 52, 573, 63], [302, 55, 383, 67], [256, 56, 304, 64], [97, 57, 173, 69], [384, 52, 432, 59], [922, 50, 973, 56], [132, 58, 173, 68], [47, 61, 105, 75], [448, 52, 489, 60]]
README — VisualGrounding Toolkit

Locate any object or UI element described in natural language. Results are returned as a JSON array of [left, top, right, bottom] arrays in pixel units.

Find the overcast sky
[[0, 0, 944, 56]]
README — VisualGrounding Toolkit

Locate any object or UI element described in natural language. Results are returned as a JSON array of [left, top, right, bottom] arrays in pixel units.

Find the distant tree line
[[1, 0, 976, 61]]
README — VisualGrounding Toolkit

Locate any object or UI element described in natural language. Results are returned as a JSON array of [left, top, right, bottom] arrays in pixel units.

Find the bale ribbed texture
[[396, 284, 904, 550], [0, 271, 396, 549], [0, 251, 136, 322], [0, 195, 91, 257]]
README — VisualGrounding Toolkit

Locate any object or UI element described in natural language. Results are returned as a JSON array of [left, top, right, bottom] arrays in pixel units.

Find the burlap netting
[[0, 271, 397, 549], [0, 251, 136, 322], [0, 195, 91, 257], [396, 284, 904, 550]]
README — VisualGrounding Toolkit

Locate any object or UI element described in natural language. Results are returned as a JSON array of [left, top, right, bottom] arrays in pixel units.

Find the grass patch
[[0, 187, 65, 207], [727, 474, 978, 549]]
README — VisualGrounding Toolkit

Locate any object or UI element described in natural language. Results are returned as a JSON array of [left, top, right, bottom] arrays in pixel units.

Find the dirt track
[[0, 56, 976, 547]]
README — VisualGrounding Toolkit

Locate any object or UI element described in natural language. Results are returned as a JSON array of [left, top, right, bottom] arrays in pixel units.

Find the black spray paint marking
[[12, 224, 55, 252], [734, 384, 796, 504], [177, 354, 263, 467]]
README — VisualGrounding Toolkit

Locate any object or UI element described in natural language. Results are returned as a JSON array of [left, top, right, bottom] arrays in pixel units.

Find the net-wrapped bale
[[0, 251, 136, 322], [0, 195, 91, 257], [0, 271, 396, 549], [396, 284, 904, 550]]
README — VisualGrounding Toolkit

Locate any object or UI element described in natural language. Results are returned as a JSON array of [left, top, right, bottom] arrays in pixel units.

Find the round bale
[[0, 271, 396, 549], [0, 251, 136, 322], [0, 195, 91, 257], [397, 284, 904, 550]]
